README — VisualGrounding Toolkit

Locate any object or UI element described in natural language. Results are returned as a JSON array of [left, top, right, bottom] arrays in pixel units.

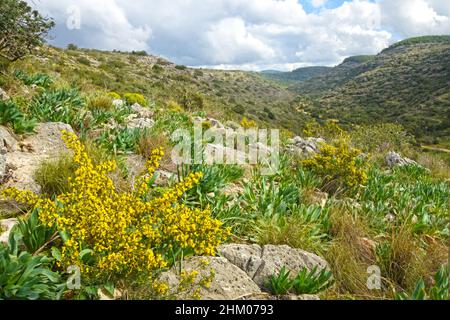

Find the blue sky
[[30, 0, 450, 71]]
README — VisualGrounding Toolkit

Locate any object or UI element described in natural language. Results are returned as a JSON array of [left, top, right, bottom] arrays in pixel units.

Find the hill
[[262, 66, 332, 83], [1, 46, 307, 133], [288, 36, 450, 143]]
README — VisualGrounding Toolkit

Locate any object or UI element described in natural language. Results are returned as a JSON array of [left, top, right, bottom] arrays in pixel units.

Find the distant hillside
[[6, 46, 310, 132], [262, 66, 332, 83], [288, 36, 450, 143]]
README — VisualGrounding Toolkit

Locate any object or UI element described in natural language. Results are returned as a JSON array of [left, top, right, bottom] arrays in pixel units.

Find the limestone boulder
[[218, 244, 329, 289], [160, 256, 262, 300]]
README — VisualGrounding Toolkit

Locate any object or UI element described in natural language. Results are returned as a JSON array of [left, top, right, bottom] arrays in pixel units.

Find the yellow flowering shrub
[[240, 117, 256, 129], [124, 93, 147, 106], [302, 139, 368, 191], [1, 131, 229, 278], [107, 92, 121, 100], [167, 100, 184, 113]]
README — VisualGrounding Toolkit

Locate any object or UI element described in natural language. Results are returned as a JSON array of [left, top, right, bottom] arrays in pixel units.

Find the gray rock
[[219, 244, 329, 289], [130, 103, 153, 119], [0, 146, 6, 179], [385, 152, 418, 168], [112, 99, 124, 109], [2, 122, 74, 193], [286, 137, 325, 157], [0, 126, 19, 152], [125, 116, 155, 130], [0, 87, 9, 101], [194, 117, 224, 129], [159, 256, 261, 300], [0, 218, 18, 244]]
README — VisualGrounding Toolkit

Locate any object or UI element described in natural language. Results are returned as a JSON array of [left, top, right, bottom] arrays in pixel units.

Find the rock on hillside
[[0, 122, 74, 195], [159, 244, 328, 300], [160, 256, 262, 300], [218, 244, 329, 290]]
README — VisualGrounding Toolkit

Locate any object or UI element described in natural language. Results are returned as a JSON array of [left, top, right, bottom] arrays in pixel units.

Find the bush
[[0, 245, 64, 300], [1, 132, 230, 282], [87, 94, 113, 111], [107, 92, 121, 100], [123, 93, 147, 106], [240, 117, 256, 129], [267, 267, 294, 295], [96, 127, 144, 154], [0, 99, 36, 134], [293, 266, 334, 294], [302, 139, 368, 192], [350, 123, 414, 153], [0, 0, 54, 62], [10, 209, 57, 255], [77, 56, 91, 66], [14, 70, 53, 88], [34, 154, 77, 197], [30, 88, 85, 126]]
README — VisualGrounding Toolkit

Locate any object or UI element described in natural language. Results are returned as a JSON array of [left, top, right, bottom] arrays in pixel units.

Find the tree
[[0, 0, 54, 62]]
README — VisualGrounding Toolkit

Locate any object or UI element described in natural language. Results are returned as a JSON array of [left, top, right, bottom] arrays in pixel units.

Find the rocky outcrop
[[0, 218, 18, 244], [130, 103, 154, 119], [160, 256, 262, 300], [1, 122, 74, 194], [218, 244, 329, 289], [125, 115, 155, 130], [286, 137, 325, 156], [159, 244, 329, 300], [385, 152, 418, 168]]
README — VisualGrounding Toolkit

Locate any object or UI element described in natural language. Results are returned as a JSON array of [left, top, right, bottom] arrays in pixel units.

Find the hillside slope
[[289, 36, 450, 143], [2, 46, 307, 132], [262, 66, 332, 84]]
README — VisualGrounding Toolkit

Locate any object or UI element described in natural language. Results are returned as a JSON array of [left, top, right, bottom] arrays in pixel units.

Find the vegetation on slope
[[287, 36, 450, 144]]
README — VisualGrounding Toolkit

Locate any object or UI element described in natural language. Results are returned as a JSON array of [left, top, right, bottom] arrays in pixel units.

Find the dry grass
[[136, 130, 174, 171], [324, 205, 382, 299], [87, 94, 114, 111], [416, 152, 450, 180]]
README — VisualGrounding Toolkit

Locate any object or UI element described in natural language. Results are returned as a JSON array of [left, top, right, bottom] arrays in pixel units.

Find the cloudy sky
[[28, 0, 450, 71]]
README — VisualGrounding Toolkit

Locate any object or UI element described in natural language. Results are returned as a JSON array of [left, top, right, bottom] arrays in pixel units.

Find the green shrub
[[77, 57, 91, 66], [350, 123, 414, 153], [241, 174, 299, 219], [175, 65, 187, 71], [107, 92, 121, 100], [0, 245, 65, 300], [10, 209, 57, 255], [123, 93, 147, 106], [0, 100, 36, 134], [30, 88, 85, 126], [267, 267, 294, 295], [14, 70, 53, 88], [293, 266, 334, 294], [178, 163, 244, 207], [95, 127, 145, 154]]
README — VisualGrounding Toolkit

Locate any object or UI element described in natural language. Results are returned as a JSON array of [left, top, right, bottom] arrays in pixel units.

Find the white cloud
[[28, 0, 450, 70], [379, 0, 450, 37]]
